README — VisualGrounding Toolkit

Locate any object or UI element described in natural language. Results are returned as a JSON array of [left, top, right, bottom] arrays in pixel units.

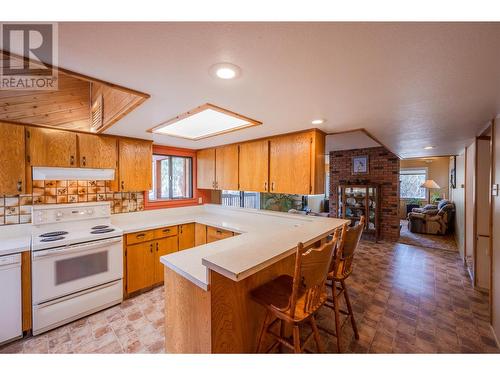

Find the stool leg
[[341, 280, 359, 340], [292, 324, 301, 353], [310, 315, 324, 353], [332, 280, 342, 353], [256, 310, 270, 353]]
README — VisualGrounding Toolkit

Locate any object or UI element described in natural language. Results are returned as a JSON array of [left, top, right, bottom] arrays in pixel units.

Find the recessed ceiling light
[[149, 103, 261, 140], [311, 119, 325, 125], [424, 146, 435, 150], [210, 63, 241, 80]]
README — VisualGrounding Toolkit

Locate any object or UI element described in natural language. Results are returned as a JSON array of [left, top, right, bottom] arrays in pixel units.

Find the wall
[[399, 156, 451, 219], [492, 116, 500, 342], [451, 153, 466, 260], [329, 146, 400, 242], [465, 142, 476, 271], [0, 180, 144, 226]]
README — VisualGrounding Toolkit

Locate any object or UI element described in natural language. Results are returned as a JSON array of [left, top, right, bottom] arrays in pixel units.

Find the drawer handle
[[163, 228, 170, 232], [216, 230, 223, 234], [136, 233, 146, 238]]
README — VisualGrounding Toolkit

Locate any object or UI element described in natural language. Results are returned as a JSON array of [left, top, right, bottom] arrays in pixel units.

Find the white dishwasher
[[0, 253, 22, 345]]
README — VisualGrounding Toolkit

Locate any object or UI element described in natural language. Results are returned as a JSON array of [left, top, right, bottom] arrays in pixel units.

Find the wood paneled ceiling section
[[0, 51, 149, 132]]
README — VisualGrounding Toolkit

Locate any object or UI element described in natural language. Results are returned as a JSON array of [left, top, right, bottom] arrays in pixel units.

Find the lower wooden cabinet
[[178, 223, 195, 250], [154, 236, 179, 284], [195, 223, 207, 246], [207, 226, 234, 243]]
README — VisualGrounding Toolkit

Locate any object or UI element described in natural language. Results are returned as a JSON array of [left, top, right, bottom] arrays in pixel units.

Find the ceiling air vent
[[91, 95, 103, 132]]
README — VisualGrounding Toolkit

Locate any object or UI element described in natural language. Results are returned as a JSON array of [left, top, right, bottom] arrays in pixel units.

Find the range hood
[[32, 167, 115, 181]]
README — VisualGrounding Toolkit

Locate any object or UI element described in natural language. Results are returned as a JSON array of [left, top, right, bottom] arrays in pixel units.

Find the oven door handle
[[33, 237, 122, 259]]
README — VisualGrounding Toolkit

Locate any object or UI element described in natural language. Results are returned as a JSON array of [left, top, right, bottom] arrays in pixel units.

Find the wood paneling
[[312, 129, 326, 195], [195, 223, 207, 246], [77, 133, 117, 169], [26, 126, 77, 167], [126, 241, 155, 293], [0, 122, 25, 194], [21, 251, 31, 332], [215, 145, 239, 190], [239, 139, 269, 192], [197, 148, 216, 189], [207, 226, 233, 243], [164, 267, 211, 353], [269, 131, 312, 194], [155, 236, 179, 284], [179, 223, 195, 250], [118, 138, 152, 192]]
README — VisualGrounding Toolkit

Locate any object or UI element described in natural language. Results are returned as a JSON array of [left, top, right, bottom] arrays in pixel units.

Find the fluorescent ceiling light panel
[[150, 103, 261, 140]]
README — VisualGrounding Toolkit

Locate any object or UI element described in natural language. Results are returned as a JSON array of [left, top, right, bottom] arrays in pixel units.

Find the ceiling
[[54, 22, 500, 158]]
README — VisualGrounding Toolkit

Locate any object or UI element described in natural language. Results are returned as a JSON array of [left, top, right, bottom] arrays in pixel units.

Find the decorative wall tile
[[0, 179, 145, 226]]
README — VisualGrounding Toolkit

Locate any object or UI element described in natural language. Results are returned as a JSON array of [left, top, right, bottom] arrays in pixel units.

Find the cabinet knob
[[156, 242, 159, 252], [82, 156, 86, 167], [70, 155, 75, 165], [17, 181, 22, 192], [150, 243, 153, 253], [271, 182, 275, 191], [121, 181, 125, 190], [264, 181, 267, 191], [212, 181, 215, 188]]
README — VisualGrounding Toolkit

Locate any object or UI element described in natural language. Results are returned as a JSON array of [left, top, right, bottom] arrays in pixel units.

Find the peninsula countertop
[[112, 205, 347, 290]]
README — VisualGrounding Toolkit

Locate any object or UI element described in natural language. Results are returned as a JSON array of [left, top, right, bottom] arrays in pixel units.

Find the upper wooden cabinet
[[215, 145, 239, 190], [269, 130, 325, 195], [239, 139, 269, 192], [26, 126, 77, 167], [77, 133, 117, 169], [197, 148, 216, 189], [0, 122, 26, 195], [118, 138, 152, 192]]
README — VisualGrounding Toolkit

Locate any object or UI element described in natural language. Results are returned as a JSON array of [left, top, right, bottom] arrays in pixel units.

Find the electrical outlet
[[198, 197, 203, 204]]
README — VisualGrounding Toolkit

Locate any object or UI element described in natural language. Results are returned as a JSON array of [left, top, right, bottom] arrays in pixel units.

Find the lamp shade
[[420, 179, 440, 189]]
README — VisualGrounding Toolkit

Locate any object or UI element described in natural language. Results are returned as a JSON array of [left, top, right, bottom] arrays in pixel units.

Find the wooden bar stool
[[250, 232, 340, 354], [323, 216, 365, 352]]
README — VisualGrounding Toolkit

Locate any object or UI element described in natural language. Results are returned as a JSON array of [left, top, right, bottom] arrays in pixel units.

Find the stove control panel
[[32, 202, 111, 225]]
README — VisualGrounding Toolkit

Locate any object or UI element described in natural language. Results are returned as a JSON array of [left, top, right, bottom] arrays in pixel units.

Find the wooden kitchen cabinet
[[26, 126, 77, 167], [126, 240, 156, 293], [154, 236, 179, 284], [197, 148, 216, 189], [0, 122, 26, 195], [269, 130, 325, 195], [238, 139, 269, 192], [215, 144, 239, 190], [179, 223, 195, 250], [77, 133, 117, 169], [118, 138, 152, 192], [207, 226, 234, 243], [195, 223, 207, 246]]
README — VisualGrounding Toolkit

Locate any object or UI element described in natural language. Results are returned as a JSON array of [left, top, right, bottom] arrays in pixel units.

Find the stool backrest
[[289, 231, 340, 318], [332, 216, 365, 279]]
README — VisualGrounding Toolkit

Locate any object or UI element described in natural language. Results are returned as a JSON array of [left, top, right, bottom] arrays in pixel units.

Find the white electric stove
[[31, 202, 123, 335]]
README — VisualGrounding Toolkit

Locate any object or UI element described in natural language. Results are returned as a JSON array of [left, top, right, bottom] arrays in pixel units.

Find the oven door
[[32, 236, 123, 304]]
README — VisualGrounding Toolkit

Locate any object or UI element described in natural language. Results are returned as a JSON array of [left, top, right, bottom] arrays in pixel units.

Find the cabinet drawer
[[153, 226, 178, 239], [126, 231, 155, 245], [207, 226, 233, 243]]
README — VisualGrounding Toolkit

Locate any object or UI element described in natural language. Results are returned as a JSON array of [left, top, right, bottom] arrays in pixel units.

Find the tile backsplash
[[0, 180, 144, 226]]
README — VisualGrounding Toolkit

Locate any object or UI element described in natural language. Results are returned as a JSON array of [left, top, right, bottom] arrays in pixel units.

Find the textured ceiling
[[55, 22, 500, 157]]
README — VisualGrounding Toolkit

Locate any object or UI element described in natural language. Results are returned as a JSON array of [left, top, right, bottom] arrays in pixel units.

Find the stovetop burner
[[91, 228, 115, 234], [40, 236, 65, 242], [39, 231, 69, 238], [91, 225, 110, 230]]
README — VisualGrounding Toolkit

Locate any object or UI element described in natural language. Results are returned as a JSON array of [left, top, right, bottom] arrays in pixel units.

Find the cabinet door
[[0, 123, 25, 195], [118, 138, 152, 191], [78, 133, 117, 169], [195, 223, 207, 246], [154, 236, 179, 284], [178, 223, 195, 250], [126, 240, 155, 293], [197, 148, 216, 189], [215, 144, 239, 190], [207, 226, 233, 243], [27, 127, 77, 167], [239, 139, 269, 192], [269, 132, 311, 194]]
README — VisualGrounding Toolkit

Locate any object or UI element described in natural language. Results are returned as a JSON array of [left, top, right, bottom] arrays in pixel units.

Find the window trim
[[399, 167, 428, 200], [144, 145, 206, 210]]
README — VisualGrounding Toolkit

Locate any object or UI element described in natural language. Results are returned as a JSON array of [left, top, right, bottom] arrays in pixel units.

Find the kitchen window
[[400, 168, 427, 199], [148, 154, 193, 200], [222, 190, 260, 209]]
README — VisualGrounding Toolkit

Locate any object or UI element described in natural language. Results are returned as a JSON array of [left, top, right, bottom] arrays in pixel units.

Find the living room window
[[148, 154, 193, 200], [400, 168, 428, 199]]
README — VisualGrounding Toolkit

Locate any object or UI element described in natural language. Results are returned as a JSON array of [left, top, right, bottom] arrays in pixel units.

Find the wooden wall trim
[[21, 251, 32, 333]]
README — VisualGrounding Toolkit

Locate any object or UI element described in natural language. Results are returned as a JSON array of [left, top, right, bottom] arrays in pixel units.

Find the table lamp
[[420, 179, 441, 203]]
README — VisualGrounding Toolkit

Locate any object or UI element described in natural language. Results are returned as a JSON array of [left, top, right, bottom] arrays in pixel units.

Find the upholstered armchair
[[407, 200, 455, 235]]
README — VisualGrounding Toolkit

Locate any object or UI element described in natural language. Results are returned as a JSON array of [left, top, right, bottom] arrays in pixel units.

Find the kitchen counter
[[0, 224, 32, 256], [114, 204, 347, 290]]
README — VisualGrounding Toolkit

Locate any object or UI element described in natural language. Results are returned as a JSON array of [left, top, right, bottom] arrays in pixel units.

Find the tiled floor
[[1, 240, 498, 354]]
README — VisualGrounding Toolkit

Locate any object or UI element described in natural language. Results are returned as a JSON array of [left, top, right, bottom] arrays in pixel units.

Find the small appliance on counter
[[31, 202, 123, 335]]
